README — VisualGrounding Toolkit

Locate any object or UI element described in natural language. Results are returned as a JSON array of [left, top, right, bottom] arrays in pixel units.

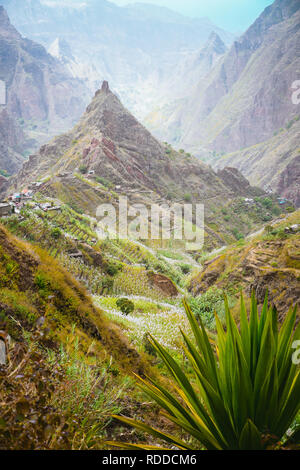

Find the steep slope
[[0, 220, 180, 450], [213, 117, 300, 207], [10, 81, 282, 251], [0, 222, 144, 371], [189, 211, 300, 321], [0, 108, 24, 174], [148, 0, 300, 200], [155, 0, 300, 153], [145, 32, 228, 142], [0, 6, 90, 174], [1, 0, 234, 120]]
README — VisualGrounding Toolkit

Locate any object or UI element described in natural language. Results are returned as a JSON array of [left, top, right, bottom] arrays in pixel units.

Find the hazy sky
[[111, 0, 273, 32]]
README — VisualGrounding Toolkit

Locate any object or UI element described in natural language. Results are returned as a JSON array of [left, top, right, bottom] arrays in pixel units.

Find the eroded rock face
[[189, 233, 300, 321], [147, 272, 178, 298], [0, 108, 25, 174], [276, 155, 300, 208], [172, 0, 300, 154], [0, 6, 90, 174], [217, 167, 261, 198], [0, 175, 9, 198], [214, 119, 300, 208]]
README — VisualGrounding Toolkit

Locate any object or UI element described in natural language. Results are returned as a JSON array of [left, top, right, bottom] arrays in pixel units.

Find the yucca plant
[[108, 292, 300, 450]]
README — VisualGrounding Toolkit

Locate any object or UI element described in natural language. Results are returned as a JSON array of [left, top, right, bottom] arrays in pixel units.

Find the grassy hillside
[[189, 211, 300, 324], [0, 222, 183, 449]]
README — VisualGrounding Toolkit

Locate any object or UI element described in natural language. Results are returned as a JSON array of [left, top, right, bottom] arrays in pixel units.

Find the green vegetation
[[189, 287, 236, 330], [1, 193, 299, 450], [184, 193, 192, 202], [116, 298, 135, 315], [95, 176, 112, 188], [79, 165, 88, 174], [111, 293, 300, 450], [51, 227, 62, 239], [232, 228, 244, 240]]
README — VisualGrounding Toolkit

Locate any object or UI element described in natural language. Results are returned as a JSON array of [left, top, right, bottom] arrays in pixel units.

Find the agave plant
[[109, 293, 300, 450]]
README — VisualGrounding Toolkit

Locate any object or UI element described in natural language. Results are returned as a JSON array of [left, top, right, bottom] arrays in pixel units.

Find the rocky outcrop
[[0, 108, 25, 174], [276, 154, 300, 207], [147, 272, 178, 298], [217, 167, 262, 198], [189, 216, 300, 320], [0, 175, 9, 198], [214, 119, 300, 207]]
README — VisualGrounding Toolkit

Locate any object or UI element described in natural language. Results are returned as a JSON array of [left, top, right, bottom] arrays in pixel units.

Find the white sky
[[111, 0, 273, 32]]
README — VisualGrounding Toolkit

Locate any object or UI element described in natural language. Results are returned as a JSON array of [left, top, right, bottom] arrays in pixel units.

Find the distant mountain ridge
[[0, 0, 235, 120], [0, 6, 90, 174], [146, 0, 300, 206], [148, 0, 300, 152]]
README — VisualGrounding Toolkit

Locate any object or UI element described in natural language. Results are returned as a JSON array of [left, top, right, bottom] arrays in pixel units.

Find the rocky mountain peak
[[48, 37, 74, 60], [0, 5, 20, 39], [101, 80, 110, 94], [206, 31, 227, 54]]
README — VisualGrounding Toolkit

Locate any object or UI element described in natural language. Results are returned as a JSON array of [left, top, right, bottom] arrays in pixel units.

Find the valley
[[0, 0, 299, 453]]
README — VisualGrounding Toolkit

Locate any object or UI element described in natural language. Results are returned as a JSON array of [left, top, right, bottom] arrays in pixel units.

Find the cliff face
[[0, 6, 90, 174], [1, 0, 234, 121], [0, 108, 24, 174], [214, 118, 300, 207], [145, 32, 228, 142], [189, 211, 300, 320], [146, 0, 300, 206], [162, 0, 300, 154]]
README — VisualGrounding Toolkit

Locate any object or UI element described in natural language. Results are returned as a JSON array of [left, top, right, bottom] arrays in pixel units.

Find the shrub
[[34, 272, 49, 290], [189, 287, 231, 330], [110, 293, 300, 450], [184, 193, 192, 202], [232, 228, 244, 240], [79, 165, 88, 174], [105, 260, 122, 276], [179, 264, 191, 275], [142, 333, 157, 357], [116, 298, 135, 316], [95, 176, 112, 188], [51, 227, 62, 239]]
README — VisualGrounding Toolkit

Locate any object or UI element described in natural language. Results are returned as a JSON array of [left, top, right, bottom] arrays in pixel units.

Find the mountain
[[146, 0, 300, 205], [151, 0, 300, 152], [213, 117, 300, 207], [0, 6, 90, 174], [145, 32, 228, 142], [0, 108, 24, 174], [0, 0, 235, 120], [189, 211, 300, 321], [10, 81, 283, 251]]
